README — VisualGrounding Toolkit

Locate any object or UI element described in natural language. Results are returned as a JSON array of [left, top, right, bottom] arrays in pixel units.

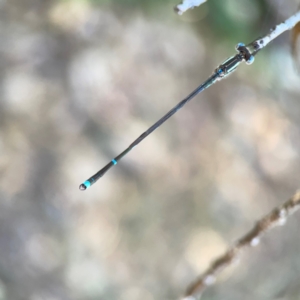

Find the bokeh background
[[1, 0, 300, 299]]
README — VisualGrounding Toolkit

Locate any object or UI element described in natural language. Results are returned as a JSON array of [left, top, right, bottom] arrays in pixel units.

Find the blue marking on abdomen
[[112, 159, 117, 165], [84, 180, 91, 188]]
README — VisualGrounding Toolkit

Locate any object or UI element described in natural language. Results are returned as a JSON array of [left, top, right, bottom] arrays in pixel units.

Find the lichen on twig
[[255, 11, 300, 50], [174, 0, 207, 15]]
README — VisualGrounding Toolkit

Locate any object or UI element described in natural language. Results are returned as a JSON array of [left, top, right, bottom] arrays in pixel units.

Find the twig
[[178, 11, 300, 299], [255, 11, 300, 50], [172, 7, 300, 299], [174, 0, 207, 15], [183, 190, 300, 300]]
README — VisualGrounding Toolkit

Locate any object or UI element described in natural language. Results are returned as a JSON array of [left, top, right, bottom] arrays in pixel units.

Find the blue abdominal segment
[[83, 180, 91, 188]]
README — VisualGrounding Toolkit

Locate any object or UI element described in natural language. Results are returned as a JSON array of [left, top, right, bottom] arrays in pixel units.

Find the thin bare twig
[[183, 190, 300, 300]]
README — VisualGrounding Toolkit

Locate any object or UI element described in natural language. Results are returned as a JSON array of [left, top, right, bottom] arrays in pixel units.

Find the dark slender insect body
[[79, 43, 258, 191]]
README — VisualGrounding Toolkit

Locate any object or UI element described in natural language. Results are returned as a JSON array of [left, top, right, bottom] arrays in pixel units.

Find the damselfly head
[[235, 42, 255, 64]]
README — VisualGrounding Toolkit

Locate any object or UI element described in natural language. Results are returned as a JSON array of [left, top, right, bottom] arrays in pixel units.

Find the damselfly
[[79, 42, 259, 191]]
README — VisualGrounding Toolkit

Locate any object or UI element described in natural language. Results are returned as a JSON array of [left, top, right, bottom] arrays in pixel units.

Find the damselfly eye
[[235, 43, 245, 51], [246, 55, 255, 65]]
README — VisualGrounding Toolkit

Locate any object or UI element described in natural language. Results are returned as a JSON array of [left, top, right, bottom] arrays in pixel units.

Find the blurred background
[[0, 0, 300, 299]]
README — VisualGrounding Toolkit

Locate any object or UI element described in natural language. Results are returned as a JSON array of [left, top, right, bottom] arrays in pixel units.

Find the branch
[[174, 0, 207, 15], [256, 11, 300, 50], [174, 10, 300, 299], [183, 190, 300, 300]]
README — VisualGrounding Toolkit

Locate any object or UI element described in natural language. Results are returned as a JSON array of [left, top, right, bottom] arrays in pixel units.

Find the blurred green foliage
[[207, 0, 270, 40], [89, 0, 175, 13], [86, 0, 276, 46]]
